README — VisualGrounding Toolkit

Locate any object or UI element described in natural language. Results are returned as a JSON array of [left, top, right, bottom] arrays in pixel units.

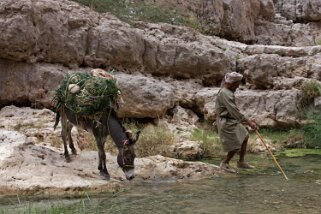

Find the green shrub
[[184, 15, 203, 32], [301, 112, 321, 148], [258, 111, 321, 149], [300, 80, 321, 108]]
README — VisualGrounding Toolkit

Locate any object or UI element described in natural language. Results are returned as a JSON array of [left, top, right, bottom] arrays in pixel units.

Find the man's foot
[[220, 162, 237, 173], [237, 161, 255, 169]]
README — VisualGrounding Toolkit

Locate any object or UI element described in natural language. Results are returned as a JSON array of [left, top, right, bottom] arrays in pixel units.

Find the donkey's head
[[117, 130, 141, 180]]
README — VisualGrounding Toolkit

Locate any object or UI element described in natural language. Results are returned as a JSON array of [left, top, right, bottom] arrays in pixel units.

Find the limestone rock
[[0, 60, 68, 108], [248, 137, 276, 153], [170, 106, 199, 127], [115, 73, 176, 118], [274, 0, 321, 22], [238, 52, 321, 89], [0, 0, 319, 128], [169, 141, 203, 160], [0, 107, 224, 194], [136, 155, 221, 181], [220, 0, 261, 43], [0, 0, 233, 81]]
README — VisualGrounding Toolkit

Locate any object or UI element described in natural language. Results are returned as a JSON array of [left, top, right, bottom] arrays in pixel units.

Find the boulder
[[238, 52, 321, 89], [169, 141, 203, 160], [115, 73, 176, 118], [220, 0, 261, 43], [248, 137, 276, 153]]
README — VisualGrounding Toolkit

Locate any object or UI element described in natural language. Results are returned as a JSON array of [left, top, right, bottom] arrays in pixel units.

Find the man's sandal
[[220, 162, 237, 173]]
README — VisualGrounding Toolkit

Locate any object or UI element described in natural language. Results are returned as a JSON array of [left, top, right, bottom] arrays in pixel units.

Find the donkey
[[54, 107, 140, 180]]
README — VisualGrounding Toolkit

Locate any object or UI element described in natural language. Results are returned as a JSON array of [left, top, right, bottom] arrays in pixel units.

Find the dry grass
[[70, 123, 176, 157], [134, 124, 177, 157]]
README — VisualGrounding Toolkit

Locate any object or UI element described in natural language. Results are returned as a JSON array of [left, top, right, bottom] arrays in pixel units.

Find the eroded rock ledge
[[0, 106, 223, 195]]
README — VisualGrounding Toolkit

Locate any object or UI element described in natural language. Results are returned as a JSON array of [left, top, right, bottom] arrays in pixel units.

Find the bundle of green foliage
[[53, 72, 120, 117]]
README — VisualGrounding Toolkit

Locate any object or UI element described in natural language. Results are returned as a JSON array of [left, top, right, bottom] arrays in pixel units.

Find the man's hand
[[247, 120, 258, 130]]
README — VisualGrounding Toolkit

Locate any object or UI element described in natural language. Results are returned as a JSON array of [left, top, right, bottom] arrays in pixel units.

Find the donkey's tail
[[53, 111, 60, 130]]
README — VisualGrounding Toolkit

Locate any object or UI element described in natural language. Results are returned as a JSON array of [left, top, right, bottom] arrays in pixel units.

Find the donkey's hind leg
[[61, 112, 71, 162], [67, 124, 77, 155]]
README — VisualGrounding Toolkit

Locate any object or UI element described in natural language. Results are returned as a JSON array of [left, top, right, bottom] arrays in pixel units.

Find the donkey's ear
[[134, 130, 141, 143], [125, 130, 133, 140]]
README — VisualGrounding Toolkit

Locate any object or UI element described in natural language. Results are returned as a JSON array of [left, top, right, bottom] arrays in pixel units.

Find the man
[[215, 72, 257, 173]]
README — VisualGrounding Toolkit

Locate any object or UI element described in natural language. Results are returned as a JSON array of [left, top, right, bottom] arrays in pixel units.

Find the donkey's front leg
[[95, 134, 110, 180], [97, 143, 110, 180]]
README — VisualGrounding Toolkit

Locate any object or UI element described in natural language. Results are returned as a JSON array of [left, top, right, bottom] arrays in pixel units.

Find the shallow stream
[[1, 153, 321, 213]]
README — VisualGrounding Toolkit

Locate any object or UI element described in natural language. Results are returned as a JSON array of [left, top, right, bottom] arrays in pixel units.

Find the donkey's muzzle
[[127, 175, 135, 180], [124, 168, 135, 180]]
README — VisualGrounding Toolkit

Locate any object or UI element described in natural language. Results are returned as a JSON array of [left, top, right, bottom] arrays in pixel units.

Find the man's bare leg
[[223, 150, 237, 164], [239, 136, 248, 162], [220, 149, 238, 173], [238, 136, 255, 169]]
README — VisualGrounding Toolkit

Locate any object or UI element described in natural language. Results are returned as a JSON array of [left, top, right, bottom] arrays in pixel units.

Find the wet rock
[[135, 155, 221, 181]]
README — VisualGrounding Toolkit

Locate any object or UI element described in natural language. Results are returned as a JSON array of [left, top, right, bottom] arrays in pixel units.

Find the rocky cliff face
[[1, 0, 320, 128], [134, 0, 321, 46]]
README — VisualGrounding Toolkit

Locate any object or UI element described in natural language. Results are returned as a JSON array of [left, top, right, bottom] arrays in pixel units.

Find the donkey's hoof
[[65, 156, 72, 163], [100, 171, 110, 180], [71, 149, 77, 155]]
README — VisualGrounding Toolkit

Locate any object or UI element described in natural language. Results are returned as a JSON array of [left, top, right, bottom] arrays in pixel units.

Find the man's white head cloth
[[224, 72, 243, 83]]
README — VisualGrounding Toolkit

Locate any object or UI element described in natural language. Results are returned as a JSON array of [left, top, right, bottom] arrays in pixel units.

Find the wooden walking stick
[[255, 130, 289, 180]]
